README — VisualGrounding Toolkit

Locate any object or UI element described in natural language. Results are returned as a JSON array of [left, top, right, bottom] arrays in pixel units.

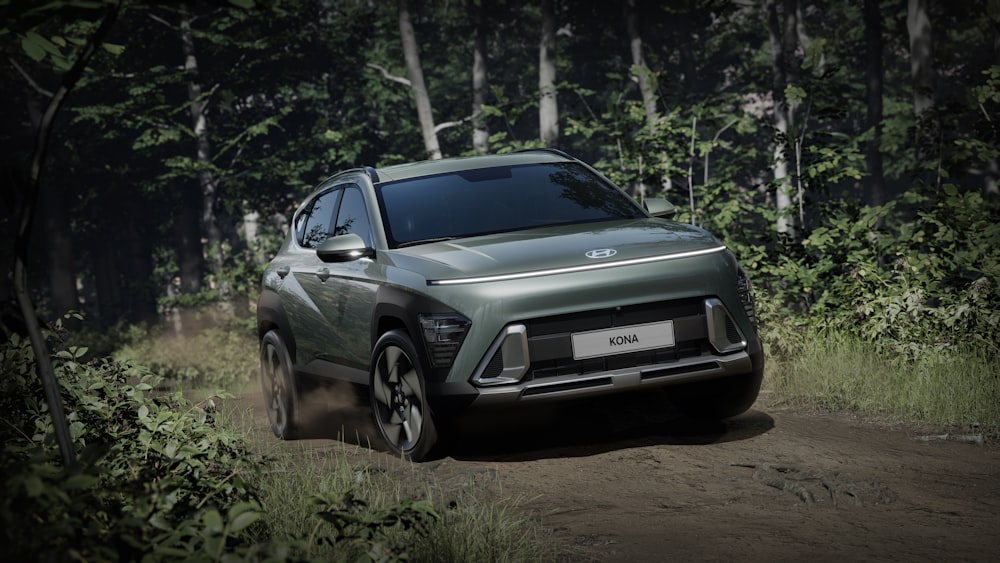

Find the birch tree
[[623, 0, 669, 196], [907, 0, 934, 117], [864, 0, 885, 209], [398, 0, 442, 160], [179, 5, 224, 292], [539, 0, 559, 147], [766, 0, 799, 238], [471, 0, 489, 154]]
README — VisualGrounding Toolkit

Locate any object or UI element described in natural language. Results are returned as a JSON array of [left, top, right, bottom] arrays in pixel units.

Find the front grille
[[513, 298, 709, 381], [725, 314, 741, 344], [481, 348, 504, 380]]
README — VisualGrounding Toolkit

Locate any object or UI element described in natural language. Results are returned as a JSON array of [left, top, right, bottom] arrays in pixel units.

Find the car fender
[[257, 288, 297, 364]]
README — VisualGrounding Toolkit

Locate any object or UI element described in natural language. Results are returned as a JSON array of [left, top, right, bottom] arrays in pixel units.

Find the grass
[[106, 306, 999, 559], [764, 328, 1000, 435], [113, 322, 259, 392], [217, 398, 556, 562]]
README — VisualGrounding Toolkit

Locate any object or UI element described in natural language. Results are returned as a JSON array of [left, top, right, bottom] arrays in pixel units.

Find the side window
[[298, 189, 342, 249], [334, 186, 373, 248]]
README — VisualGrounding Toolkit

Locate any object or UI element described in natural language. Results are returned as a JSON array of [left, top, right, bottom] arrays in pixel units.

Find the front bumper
[[469, 348, 756, 406]]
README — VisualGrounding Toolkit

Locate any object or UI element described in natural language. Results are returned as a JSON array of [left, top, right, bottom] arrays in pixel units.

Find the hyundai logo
[[585, 248, 617, 259]]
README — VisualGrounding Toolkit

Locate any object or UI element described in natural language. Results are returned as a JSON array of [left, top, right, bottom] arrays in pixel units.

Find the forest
[[1, 0, 997, 363], [2, 1, 998, 559]]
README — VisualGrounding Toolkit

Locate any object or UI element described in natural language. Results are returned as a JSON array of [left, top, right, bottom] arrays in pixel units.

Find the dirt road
[[251, 385, 1000, 562]]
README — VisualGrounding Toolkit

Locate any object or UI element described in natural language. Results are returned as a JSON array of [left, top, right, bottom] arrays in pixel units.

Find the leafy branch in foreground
[[0, 331, 439, 561]]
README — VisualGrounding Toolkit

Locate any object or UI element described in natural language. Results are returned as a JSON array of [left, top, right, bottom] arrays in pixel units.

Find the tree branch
[[366, 62, 411, 86], [15, 0, 124, 469], [433, 117, 470, 134], [8, 57, 54, 97]]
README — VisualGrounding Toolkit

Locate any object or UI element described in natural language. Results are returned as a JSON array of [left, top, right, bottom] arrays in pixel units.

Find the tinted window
[[298, 189, 342, 248], [335, 186, 373, 247], [377, 162, 644, 247]]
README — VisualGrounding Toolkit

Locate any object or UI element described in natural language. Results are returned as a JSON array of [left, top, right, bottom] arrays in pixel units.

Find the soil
[[244, 383, 1000, 562]]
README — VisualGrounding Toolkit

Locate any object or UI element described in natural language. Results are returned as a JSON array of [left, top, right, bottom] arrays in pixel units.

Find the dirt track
[[247, 385, 1000, 562]]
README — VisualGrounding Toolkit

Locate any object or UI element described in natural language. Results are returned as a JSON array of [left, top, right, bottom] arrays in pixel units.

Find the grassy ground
[[113, 310, 998, 559], [218, 399, 556, 561], [763, 328, 1000, 436]]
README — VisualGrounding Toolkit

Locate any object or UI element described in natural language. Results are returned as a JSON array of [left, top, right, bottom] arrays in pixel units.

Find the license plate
[[571, 321, 675, 360]]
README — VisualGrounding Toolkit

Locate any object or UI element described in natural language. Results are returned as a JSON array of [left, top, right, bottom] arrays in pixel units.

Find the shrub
[[0, 332, 438, 561]]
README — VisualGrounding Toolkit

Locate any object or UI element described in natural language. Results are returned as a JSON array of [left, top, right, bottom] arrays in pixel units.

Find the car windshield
[[377, 162, 645, 248]]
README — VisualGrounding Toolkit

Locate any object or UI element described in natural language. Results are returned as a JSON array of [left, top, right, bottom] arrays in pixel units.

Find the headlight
[[419, 314, 471, 368]]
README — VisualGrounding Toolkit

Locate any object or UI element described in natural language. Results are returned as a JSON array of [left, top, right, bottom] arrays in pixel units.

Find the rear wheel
[[669, 372, 763, 420], [260, 330, 301, 439], [370, 330, 439, 460]]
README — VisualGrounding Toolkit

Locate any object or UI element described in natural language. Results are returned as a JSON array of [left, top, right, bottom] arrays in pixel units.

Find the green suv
[[257, 149, 763, 460]]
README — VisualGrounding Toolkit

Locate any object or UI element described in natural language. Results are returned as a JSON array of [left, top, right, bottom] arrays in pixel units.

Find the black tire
[[369, 330, 440, 461], [669, 372, 763, 420], [259, 330, 301, 439]]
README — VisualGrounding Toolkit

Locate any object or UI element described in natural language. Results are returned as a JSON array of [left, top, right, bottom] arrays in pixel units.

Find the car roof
[[372, 149, 575, 183]]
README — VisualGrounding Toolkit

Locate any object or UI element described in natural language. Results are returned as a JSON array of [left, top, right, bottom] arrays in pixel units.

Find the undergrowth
[[760, 315, 1000, 436], [220, 401, 555, 562]]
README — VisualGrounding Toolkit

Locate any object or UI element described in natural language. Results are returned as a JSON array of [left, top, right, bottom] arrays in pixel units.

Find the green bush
[[0, 333, 439, 561], [0, 333, 265, 561]]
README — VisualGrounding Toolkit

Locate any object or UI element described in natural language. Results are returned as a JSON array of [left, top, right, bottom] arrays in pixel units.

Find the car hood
[[384, 218, 725, 283]]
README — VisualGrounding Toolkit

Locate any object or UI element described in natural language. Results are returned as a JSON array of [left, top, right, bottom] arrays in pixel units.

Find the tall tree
[[179, 4, 224, 291], [766, 0, 799, 238], [865, 0, 885, 209], [623, 0, 669, 196], [471, 0, 489, 154], [398, 0, 442, 160], [539, 0, 559, 147], [907, 0, 934, 116]]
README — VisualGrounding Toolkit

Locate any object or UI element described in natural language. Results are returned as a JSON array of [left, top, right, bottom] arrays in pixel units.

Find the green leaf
[[21, 32, 49, 61], [203, 509, 224, 534], [785, 84, 807, 104], [101, 43, 125, 55], [229, 509, 260, 533]]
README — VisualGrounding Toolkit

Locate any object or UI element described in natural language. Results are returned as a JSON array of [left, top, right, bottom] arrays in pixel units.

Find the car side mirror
[[643, 197, 677, 218], [316, 234, 374, 263]]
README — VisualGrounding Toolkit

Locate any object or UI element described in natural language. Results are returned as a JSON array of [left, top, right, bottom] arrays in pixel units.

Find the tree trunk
[[173, 185, 204, 295], [623, 0, 669, 195], [13, 0, 123, 469], [864, 0, 885, 209], [398, 0, 442, 160], [43, 190, 79, 323], [471, 0, 489, 154], [767, 0, 798, 238], [987, 7, 999, 196], [180, 6, 225, 290], [539, 0, 559, 147], [122, 215, 158, 326], [91, 232, 121, 329], [907, 0, 934, 116]]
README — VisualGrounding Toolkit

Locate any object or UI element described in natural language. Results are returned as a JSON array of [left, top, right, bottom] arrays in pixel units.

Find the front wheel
[[260, 330, 301, 439], [369, 330, 439, 461]]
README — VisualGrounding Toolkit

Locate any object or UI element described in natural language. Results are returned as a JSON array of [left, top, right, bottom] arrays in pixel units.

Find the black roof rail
[[364, 166, 380, 184], [512, 147, 575, 160]]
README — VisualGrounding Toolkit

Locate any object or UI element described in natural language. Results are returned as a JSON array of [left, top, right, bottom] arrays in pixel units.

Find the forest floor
[[241, 384, 1000, 562]]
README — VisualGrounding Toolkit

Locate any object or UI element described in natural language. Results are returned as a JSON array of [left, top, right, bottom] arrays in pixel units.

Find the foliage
[[760, 187, 1000, 361], [0, 332, 264, 561], [765, 327, 1000, 435], [113, 320, 259, 391], [0, 332, 443, 560], [238, 426, 553, 563]]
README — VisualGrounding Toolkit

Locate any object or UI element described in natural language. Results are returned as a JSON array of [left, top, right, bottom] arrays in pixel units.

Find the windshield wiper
[[397, 237, 458, 248]]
